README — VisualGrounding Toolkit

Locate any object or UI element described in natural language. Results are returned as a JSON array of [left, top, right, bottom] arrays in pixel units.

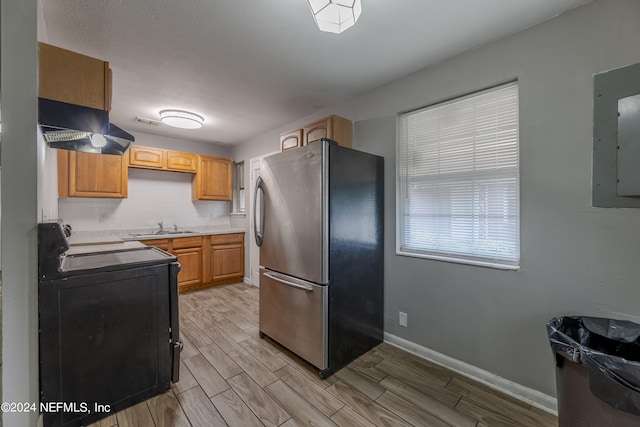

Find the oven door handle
[[264, 272, 314, 291], [169, 262, 182, 383]]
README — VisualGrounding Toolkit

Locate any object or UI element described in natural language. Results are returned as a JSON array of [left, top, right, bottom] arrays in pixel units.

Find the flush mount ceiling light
[[159, 110, 204, 129], [307, 0, 362, 34]]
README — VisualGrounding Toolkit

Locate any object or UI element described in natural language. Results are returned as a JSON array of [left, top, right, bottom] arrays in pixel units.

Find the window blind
[[397, 82, 519, 269]]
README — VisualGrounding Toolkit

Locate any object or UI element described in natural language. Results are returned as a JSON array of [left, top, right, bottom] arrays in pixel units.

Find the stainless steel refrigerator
[[254, 138, 383, 378]]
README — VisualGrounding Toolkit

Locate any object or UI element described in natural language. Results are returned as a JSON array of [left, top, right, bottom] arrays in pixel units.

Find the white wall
[[231, 0, 640, 400], [59, 131, 234, 231], [60, 168, 231, 231], [1, 0, 40, 424], [37, 131, 59, 222]]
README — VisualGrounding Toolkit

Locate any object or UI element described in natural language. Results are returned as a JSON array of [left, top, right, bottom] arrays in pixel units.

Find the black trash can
[[547, 316, 640, 427]]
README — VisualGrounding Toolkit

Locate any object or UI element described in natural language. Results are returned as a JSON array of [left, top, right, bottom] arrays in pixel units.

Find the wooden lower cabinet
[[140, 237, 203, 292], [210, 233, 244, 285], [174, 248, 203, 290], [141, 232, 244, 293], [173, 236, 204, 292]]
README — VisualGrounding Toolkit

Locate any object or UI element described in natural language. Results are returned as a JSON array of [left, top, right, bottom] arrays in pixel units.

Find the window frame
[[395, 81, 520, 270], [232, 161, 245, 214]]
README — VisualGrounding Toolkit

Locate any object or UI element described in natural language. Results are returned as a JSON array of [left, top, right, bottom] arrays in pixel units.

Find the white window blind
[[397, 82, 520, 269]]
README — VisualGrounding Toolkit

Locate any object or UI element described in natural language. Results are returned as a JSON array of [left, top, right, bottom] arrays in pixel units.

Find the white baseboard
[[244, 276, 258, 287], [383, 332, 558, 415]]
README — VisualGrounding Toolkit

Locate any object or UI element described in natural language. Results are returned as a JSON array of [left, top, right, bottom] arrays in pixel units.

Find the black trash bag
[[547, 316, 640, 417]]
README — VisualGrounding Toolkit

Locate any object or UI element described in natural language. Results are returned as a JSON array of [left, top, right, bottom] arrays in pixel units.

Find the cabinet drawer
[[139, 239, 170, 251], [210, 233, 244, 245], [259, 269, 327, 370], [172, 236, 202, 249]]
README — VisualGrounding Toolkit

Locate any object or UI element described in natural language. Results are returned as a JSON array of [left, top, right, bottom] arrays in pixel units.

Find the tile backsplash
[[59, 168, 231, 231]]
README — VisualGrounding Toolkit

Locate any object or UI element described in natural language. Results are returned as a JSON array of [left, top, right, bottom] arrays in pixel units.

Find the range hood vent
[[38, 98, 134, 155]]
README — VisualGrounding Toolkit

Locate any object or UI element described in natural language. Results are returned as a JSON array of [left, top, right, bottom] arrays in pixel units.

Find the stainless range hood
[[38, 98, 134, 155]]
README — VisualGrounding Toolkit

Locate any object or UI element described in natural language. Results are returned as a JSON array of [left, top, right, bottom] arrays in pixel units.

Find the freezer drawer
[[259, 268, 327, 370]]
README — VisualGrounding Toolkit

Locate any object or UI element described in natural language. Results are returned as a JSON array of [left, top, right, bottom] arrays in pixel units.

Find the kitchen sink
[[129, 231, 198, 238]]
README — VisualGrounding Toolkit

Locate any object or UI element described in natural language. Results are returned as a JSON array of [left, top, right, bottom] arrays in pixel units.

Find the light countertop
[[66, 240, 147, 254], [69, 226, 246, 246]]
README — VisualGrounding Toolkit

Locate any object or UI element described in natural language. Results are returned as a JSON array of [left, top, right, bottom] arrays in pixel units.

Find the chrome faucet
[[173, 224, 178, 232], [157, 221, 164, 233]]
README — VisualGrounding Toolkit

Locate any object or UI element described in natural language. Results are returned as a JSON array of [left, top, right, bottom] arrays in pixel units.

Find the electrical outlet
[[399, 311, 408, 327]]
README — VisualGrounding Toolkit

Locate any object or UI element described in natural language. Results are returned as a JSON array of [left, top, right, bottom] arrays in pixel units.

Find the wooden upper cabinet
[[166, 151, 197, 172], [128, 145, 197, 173], [303, 115, 353, 148], [192, 155, 233, 201], [38, 42, 112, 111], [58, 150, 128, 198], [281, 115, 353, 151], [128, 146, 166, 169], [280, 129, 303, 151]]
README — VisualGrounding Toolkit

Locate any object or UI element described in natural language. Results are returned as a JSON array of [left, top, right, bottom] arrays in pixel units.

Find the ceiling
[[38, 0, 592, 146]]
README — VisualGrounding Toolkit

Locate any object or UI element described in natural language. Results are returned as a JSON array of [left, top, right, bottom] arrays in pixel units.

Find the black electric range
[[38, 222, 182, 427]]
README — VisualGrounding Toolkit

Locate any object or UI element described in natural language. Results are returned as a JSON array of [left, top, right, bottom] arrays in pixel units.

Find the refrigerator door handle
[[264, 272, 314, 291], [253, 176, 265, 247]]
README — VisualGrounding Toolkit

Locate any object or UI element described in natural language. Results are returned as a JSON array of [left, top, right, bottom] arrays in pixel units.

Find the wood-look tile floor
[[89, 283, 557, 427]]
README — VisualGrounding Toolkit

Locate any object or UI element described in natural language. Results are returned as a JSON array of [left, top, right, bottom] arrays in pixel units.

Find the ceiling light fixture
[[159, 110, 204, 129], [307, 0, 362, 34]]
